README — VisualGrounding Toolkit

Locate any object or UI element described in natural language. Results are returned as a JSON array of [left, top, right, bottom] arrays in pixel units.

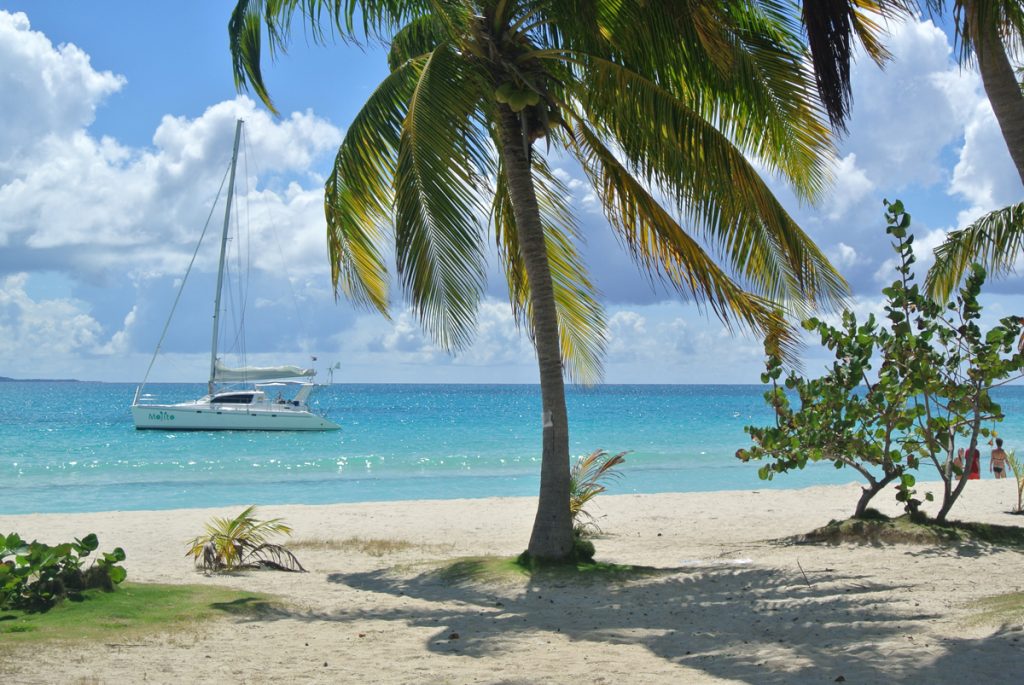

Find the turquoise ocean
[[4, 382, 1024, 515]]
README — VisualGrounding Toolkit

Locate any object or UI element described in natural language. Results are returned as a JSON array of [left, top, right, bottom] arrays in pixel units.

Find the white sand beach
[[2, 480, 1023, 684]]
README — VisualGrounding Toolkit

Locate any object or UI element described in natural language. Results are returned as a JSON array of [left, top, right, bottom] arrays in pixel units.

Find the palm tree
[[794, 1, 1024, 300], [798, 1, 1024, 184], [950, 0, 1024, 186], [921, 1, 1024, 299], [228, 0, 847, 560]]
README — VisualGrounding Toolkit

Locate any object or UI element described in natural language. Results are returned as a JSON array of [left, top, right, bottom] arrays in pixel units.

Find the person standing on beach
[[966, 447, 982, 480], [991, 438, 1009, 479]]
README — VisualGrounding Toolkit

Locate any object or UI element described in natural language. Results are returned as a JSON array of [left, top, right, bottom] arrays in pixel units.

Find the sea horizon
[[4, 381, 1024, 516]]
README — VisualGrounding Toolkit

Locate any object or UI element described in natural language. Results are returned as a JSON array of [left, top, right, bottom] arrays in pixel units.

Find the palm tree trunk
[[495, 106, 573, 561], [973, 18, 1024, 187]]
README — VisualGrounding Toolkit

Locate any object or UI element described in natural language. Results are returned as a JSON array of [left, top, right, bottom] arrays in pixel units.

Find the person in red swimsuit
[[965, 447, 981, 480]]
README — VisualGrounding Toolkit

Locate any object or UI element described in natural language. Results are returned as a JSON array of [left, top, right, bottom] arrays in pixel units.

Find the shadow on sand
[[204, 551, 1024, 683]]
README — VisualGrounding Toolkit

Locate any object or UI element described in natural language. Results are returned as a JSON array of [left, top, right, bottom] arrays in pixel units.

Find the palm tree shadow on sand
[[212, 557, 1024, 684]]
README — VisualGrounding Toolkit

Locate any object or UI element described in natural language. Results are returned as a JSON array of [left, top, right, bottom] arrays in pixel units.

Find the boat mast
[[208, 119, 244, 395]]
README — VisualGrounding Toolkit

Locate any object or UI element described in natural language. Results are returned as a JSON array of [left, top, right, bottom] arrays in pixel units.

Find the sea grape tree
[[738, 201, 1024, 521], [1, 532, 127, 611]]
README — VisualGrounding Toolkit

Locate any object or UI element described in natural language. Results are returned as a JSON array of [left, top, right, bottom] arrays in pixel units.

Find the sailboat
[[131, 120, 340, 431]]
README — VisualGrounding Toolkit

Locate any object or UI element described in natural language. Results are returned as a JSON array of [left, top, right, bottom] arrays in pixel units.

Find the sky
[[0, 2, 1022, 385]]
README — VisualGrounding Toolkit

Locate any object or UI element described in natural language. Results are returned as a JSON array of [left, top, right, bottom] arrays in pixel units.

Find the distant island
[[0, 376, 81, 383]]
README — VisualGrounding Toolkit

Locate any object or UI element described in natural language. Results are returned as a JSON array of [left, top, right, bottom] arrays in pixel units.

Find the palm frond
[[849, 0, 901, 64], [239, 542, 307, 572], [394, 42, 492, 350], [556, 0, 835, 202], [229, 0, 437, 112], [555, 55, 847, 316], [1005, 449, 1024, 512], [387, 13, 446, 70], [326, 55, 430, 313], [570, 123, 803, 361], [229, 0, 279, 113], [801, 0, 901, 131], [493, 155, 607, 384], [717, 4, 836, 199], [802, 0, 855, 132], [952, 0, 1024, 64], [569, 449, 627, 533], [925, 202, 1024, 301], [186, 506, 304, 573]]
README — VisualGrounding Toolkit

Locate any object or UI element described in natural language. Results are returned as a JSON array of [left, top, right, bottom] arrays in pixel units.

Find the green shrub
[[571, 535, 596, 563], [739, 201, 1024, 522], [0, 533, 126, 612]]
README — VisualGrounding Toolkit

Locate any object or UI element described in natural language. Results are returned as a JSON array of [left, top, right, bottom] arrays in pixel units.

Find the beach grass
[[968, 592, 1024, 627], [0, 583, 275, 645], [796, 513, 1024, 547], [291, 536, 454, 557]]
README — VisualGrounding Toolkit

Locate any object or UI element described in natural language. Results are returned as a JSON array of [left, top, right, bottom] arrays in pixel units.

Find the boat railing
[[133, 389, 159, 405]]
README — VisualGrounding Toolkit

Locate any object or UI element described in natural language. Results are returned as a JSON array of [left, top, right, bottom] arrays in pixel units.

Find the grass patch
[[796, 513, 1024, 547], [0, 583, 276, 644], [291, 536, 453, 557], [968, 592, 1024, 627], [431, 555, 657, 586], [291, 536, 414, 556], [435, 557, 530, 584]]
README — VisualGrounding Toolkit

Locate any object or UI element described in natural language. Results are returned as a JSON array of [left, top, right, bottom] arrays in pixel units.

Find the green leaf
[[393, 42, 490, 350], [104, 547, 127, 563], [926, 202, 1024, 301], [326, 55, 430, 314], [77, 534, 99, 553]]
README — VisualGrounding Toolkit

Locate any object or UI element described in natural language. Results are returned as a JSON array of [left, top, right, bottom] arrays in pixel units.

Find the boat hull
[[131, 403, 340, 431]]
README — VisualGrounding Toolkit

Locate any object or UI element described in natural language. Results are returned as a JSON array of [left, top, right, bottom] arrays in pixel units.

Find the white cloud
[[912, 227, 952, 274], [774, 16, 1009, 298], [0, 99, 341, 275], [460, 300, 535, 365], [831, 242, 861, 269], [606, 310, 647, 362], [3, 8, 1022, 385], [602, 305, 760, 379], [0, 10, 350, 375], [153, 103, 340, 177], [372, 311, 441, 359], [0, 12, 124, 173], [362, 300, 534, 367], [843, 17, 974, 189], [823, 154, 874, 221], [0, 273, 117, 363], [93, 305, 137, 356], [0, 14, 341, 274], [949, 99, 1024, 225]]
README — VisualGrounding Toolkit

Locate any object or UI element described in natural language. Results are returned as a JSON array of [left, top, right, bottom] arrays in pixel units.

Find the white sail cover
[[214, 361, 314, 382]]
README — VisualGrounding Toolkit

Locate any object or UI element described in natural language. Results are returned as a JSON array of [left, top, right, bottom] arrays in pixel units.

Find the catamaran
[[131, 119, 340, 431]]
